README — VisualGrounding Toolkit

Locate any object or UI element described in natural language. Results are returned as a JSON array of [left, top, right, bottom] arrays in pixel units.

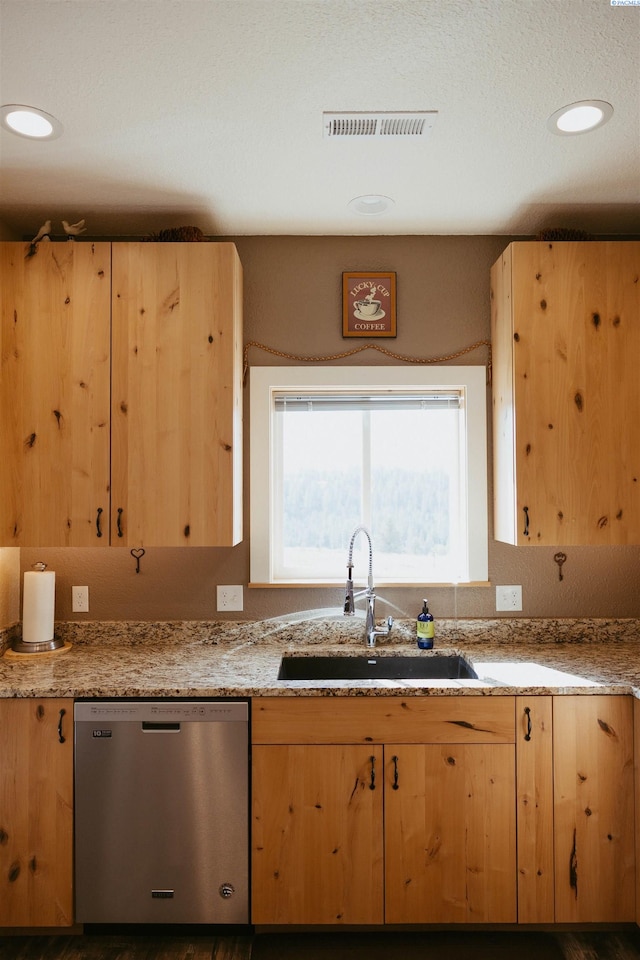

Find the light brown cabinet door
[[491, 240, 640, 545], [515, 696, 555, 923], [0, 242, 111, 546], [111, 242, 243, 547], [635, 700, 640, 925], [554, 695, 635, 922], [384, 744, 516, 924], [0, 698, 73, 926], [252, 744, 384, 925]]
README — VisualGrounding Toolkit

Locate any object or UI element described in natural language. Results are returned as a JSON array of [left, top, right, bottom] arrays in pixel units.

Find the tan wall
[[0, 222, 21, 625], [0, 549, 20, 628], [0, 221, 18, 240], [21, 235, 640, 622]]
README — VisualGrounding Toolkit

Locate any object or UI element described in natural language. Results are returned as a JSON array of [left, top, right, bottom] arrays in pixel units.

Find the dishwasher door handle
[[141, 721, 181, 732]]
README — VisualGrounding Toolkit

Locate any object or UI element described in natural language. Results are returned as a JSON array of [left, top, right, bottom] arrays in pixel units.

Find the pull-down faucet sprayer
[[343, 525, 393, 648]]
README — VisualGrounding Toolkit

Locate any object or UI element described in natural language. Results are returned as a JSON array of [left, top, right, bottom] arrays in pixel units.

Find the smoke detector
[[323, 111, 437, 139]]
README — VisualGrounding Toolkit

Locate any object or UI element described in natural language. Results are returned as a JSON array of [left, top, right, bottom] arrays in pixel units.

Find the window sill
[[248, 581, 492, 589]]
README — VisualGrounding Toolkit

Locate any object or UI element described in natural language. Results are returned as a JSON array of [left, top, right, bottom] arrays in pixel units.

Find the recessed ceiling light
[[348, 195, 395, 216], [1, 104, 63, 140], [547, 100, 613, 135]]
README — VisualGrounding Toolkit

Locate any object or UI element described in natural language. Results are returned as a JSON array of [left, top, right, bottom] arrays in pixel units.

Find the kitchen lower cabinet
[[516, 696, 555, 923], [0, 698, 73, 927], [252, 744, 384, 924], [384, 743, 516, 923], [516, 695, 634, 925], [553, 695, 635, 923], [635, 699, 640, 925], [251, 697, 516, 926]]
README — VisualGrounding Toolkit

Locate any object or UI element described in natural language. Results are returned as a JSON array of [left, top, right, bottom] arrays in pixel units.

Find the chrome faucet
[[343, 525, 393, 648]]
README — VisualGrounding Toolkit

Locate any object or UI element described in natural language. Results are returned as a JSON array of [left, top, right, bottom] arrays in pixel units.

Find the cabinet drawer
[[252, 696, 515, 744]]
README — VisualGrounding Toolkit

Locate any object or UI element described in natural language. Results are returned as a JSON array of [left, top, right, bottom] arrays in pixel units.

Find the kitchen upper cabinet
[[0, 240, 243, 547], [0, 698, 73, 927], [111, 242, 243, 546], [0, 241, 111, 546], [252, 697, 516, 926], [553, 695, 635, 923], [491, 241, 640, 546]]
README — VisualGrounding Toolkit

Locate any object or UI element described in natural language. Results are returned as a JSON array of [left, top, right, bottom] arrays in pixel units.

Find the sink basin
[[277, 654, 479, 681]]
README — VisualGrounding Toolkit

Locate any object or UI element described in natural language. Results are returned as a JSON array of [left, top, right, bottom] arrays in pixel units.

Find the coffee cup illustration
[[355, 299, 382, 317]]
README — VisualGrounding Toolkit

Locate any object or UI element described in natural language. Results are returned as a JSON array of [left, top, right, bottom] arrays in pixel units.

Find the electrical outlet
[[72, 585, 89, 613], [495, 585, 522, 612], [216, 585, 244, 612]]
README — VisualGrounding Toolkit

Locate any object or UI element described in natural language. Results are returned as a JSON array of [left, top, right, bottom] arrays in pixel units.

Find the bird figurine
[[25, 219, 52, 258], [31, 219, 52, 244], [62, 218, 86, 238]]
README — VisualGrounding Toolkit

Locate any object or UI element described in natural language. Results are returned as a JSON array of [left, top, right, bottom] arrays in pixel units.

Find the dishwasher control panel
[[74, 700, 248, 723]]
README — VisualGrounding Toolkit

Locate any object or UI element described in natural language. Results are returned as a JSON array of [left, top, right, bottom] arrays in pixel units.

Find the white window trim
[[250, 366, 488, 586]]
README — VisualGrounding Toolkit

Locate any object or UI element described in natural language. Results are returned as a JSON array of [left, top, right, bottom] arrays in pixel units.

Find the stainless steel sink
[[277, 654, 478, 681]]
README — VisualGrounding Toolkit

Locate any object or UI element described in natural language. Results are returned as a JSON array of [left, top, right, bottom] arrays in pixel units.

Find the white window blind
[[273, 392, 461, 411]]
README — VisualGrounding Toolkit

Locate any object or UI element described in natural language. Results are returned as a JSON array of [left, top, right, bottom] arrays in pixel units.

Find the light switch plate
[[495, 585, 522, 612], [217, 585, 244, 612]]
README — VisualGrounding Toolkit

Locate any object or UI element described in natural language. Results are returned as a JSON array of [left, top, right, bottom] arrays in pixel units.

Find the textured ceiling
[[0, 0, 639, 238]]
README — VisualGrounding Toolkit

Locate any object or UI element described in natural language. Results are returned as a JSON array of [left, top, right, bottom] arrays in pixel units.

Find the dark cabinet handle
[[117, 507, 124, 538], [369, 755, 376, 790], [392, 755, 399, 790], [96, 507, 103, 538], [523, 506, 529, 537], [524, 706, 532, 741], [58, 708, 66, 744]]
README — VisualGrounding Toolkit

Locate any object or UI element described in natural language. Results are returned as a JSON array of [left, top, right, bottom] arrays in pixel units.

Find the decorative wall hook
[[554, 552, 567, 582], [130, 548, 145, 574]]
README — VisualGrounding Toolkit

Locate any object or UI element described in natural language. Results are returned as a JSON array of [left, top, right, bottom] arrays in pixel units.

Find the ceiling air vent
[[323, 111, 437, 140]]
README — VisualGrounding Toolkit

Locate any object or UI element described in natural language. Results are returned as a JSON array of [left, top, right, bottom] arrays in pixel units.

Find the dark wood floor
[[558, 932, 640, 960], [0, 933, 252, 960], [1, 930, 640, 960]]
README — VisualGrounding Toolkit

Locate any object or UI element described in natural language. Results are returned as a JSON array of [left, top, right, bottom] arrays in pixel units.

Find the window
[[250, 366, 488, 585]]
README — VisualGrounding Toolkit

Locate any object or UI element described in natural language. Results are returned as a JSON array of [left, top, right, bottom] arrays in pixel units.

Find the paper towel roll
[[22, 568, 55, 645]]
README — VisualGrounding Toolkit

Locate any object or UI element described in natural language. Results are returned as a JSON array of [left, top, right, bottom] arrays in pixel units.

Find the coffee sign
[[342, 271, 397, 338]]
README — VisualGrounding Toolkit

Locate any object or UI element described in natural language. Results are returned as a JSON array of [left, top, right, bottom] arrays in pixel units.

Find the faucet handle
[[373, 616, 393, 640]]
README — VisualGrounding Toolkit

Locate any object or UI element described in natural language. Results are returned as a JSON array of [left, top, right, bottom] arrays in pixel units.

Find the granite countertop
[[1, 617, 639, 699]]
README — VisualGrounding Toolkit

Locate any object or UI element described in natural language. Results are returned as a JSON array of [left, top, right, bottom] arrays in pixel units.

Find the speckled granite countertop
[[1, 617, 639, 699]]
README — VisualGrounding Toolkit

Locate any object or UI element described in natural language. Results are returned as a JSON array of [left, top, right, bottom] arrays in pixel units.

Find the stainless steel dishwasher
[[74, 700, 249, 924]]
